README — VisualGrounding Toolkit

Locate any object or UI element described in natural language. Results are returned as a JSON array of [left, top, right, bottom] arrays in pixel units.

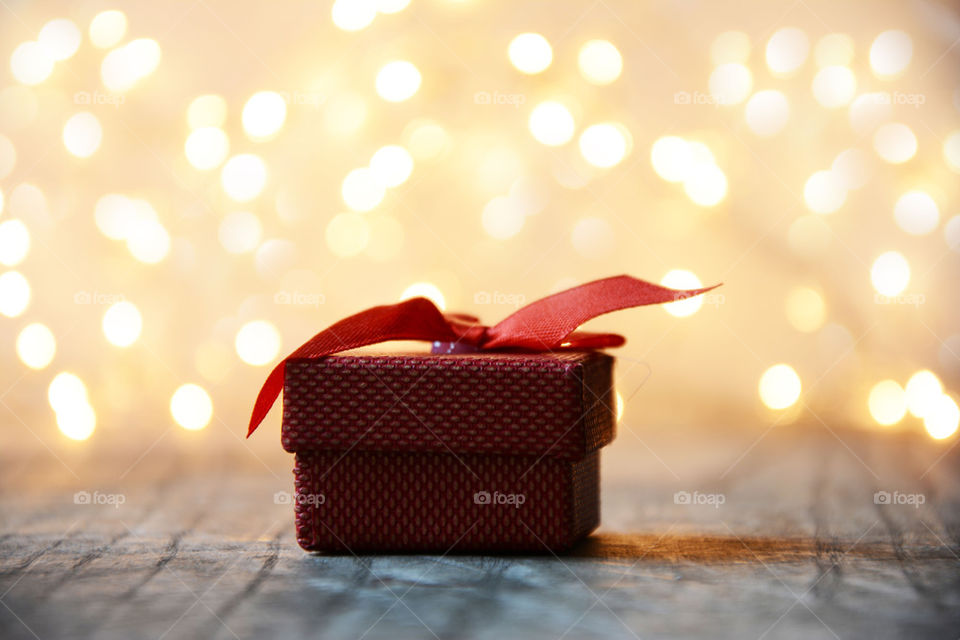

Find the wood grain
[[1, 423, 958, 639]]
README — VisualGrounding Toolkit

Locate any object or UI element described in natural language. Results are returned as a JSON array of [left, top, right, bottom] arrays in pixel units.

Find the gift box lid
[[281, 350, 615, 459]]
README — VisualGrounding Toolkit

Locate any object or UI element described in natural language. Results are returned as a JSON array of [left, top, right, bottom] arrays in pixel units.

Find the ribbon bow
[[247, 274, 719, 436]]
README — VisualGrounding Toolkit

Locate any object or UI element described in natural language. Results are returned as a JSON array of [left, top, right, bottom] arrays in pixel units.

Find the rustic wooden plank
[[1, 425, 959, 639]]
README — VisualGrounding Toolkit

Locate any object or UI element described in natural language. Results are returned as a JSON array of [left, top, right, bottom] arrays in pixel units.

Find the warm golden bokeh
[[0, 0, 956, 455]]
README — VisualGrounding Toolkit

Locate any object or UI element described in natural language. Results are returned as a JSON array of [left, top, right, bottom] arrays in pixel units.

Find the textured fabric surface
[[282, 350, 615, 552], [282, 351, 615, 458], [293, 450, 600, 553]]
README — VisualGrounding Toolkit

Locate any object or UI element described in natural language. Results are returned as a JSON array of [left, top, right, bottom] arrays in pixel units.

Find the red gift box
[[283, 350, 615, 552], [248, 275, 718, 553]]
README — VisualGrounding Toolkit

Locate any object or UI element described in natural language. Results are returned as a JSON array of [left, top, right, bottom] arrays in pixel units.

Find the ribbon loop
[[482, 275, 718, 349], [247, 275, 719, 437]]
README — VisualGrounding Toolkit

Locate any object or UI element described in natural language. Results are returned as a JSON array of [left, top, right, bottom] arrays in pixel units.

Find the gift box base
[[293, 450, 600, 553]]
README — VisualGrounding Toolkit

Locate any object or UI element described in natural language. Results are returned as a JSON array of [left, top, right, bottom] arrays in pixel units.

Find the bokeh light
[[765, 28, 809, 75], [785, 287, 826, 333], [905, 370, 942, 418], [62, 112, 103, 158], [38, 19, 81, 62], [235, 320, 281, 366], [578, 123, 629, 168], [528, 101, 575, 146], [126, 218, 170, 264], [0, 271, 30, 317], [869, 30, 912, 78], [369, 145, 414, 187], [660, 270, 704, 317], [482, 196, 525, 240], [0, 219, 30, 266], [242, 91, 287, 140], [745, 90, 790, 137], [944, 131, 960, 173], [102, 301, 143, 347], [170, 384, 214, 431], [803, 170, 846, 214], [185, 127, 230, 170], [94, 194, 135, 240], [508, 33, 552, 74], [56, 402, 96, 441], [0, 135, 15, 180], [187, 94, 228, 129], [16, 323, 56, 370], [814, 34, 854, 67], [49, 372, 95, 441], [405, 120, 449, 160], [868, 380, 907, 426], [651, 136, 691, 182], [341, 167, 386, 211], [709, 63, 752, 106], [873, 123, 917, 164], [759, 364, 802, 410], [923, 395, 959, 440], [89, 10, 127, 49], [684, 162, 728, 208], [812, 66, 857, 108], [571, 217, 615, 259], [48, 372, 87, 413], [870, 251, 910, 296], [324, 92, 367, 137], [401, 282, 446, 310], [219, 212, 263, 254], [221, 154, 267, 202], [332, 0, 377, 31], [375, 60, 421, 102], [101, 38, 161, 92], [10, 42, 55, 86], [578, 40, 622, 85], [893, 191, 939, 236], [325, 212, 371, 257], [788, 215, 832, 257], [710, 31, 750, 65]]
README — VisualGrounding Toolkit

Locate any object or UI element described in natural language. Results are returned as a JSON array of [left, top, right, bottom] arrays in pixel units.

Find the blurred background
[[1, 0, 958, 475]]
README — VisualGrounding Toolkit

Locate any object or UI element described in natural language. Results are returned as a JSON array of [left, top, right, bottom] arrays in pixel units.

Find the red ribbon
[[247, 275, 719, 436]]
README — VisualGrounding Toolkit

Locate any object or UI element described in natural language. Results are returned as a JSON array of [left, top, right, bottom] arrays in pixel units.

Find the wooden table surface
[[1, 423, 959, 639]]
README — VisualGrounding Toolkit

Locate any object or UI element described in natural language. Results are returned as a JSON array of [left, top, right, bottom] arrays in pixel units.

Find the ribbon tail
[[247, 361, 286, 437], [247, 296, 462, 437], [482, 275, 721, 350]]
